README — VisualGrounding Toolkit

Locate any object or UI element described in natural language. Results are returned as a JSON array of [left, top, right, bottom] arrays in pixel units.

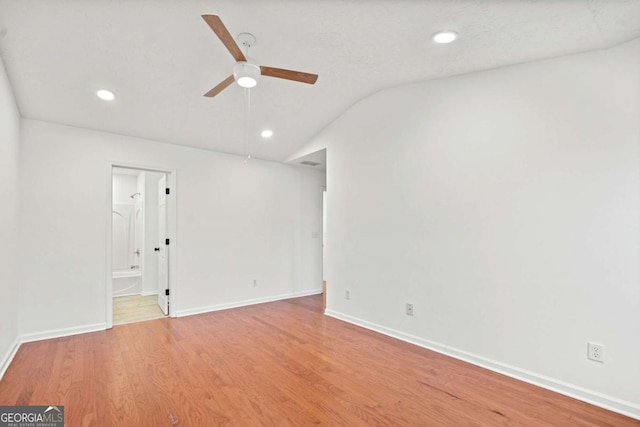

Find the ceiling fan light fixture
[[432, 31, 458, 44], [233, 61, 261, 88], [237, 76, 257, 88]]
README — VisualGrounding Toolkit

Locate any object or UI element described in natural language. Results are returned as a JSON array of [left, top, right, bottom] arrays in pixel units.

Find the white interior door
[[157, 175, 169, 315]]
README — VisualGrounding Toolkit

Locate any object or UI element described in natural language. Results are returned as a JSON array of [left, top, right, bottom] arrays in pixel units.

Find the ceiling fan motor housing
[[233, 61, 261, 88]]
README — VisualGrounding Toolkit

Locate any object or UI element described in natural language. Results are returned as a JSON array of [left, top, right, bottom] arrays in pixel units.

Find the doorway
[[107, 165, 175, 327]]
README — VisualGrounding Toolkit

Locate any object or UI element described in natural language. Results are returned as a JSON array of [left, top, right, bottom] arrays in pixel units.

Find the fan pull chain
[[243, 87, 251, 162], [244, 42, 252, 162]]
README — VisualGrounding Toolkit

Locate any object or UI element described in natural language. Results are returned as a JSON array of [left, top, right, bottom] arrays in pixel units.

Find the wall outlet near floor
[[406, 303, 414, 316], [345, 290, 351, 300], [587, 342, 604, 363]]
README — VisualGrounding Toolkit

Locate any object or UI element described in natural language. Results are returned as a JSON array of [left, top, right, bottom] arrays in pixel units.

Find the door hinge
[[165, 238, 170, 245], [165, 188, 170, 195], [165, 289, 170, 296], [154, 247, 160, 252]]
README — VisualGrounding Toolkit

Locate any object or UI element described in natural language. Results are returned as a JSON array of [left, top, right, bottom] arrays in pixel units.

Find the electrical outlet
[[406, 303, 414, 316], [587, 342, 604, 363], [253, 279, 257, 287], [345, 290, 350, 300]]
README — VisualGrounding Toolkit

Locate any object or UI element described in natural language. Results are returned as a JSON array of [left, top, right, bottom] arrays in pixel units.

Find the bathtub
[[112, 269, 142, 296]]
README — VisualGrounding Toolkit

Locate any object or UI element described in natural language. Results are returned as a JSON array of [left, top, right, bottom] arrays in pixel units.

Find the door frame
[[105, 161, 177, 329]]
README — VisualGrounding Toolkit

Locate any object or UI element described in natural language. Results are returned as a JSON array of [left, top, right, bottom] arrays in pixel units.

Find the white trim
[[112, 291, 142, 298], [175, 289, 322, 318], [105, 163, 113, 328], [112, 291, 159, 297], [112, 270, 142, 279], [141, 290, 159, 297], [20, 323, 107, 344], [0, 337, 21, 381], [324, 309, 640, 421]]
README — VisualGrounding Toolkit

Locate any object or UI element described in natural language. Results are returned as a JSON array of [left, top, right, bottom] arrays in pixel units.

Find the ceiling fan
[[201, 15, 319, 97]]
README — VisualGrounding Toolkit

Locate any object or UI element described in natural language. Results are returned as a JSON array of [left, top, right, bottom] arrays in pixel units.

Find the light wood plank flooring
[[113, 294, 166, 325], [0, 295, 636, 426]]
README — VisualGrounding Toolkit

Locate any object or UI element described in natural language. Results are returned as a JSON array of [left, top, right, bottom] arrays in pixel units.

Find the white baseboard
[[113, 292, 139, 297], [324, 309, 640, 421], [175, 289, 322, 318], [0, 337, 21, 381], [113, 291, 158, 297], [20, 323, 107, 344]]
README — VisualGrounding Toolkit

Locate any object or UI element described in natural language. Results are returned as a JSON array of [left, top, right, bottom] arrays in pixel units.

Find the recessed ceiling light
[[96, 89, 115, 101], [432, 31, 458, 44], [261, 129, 273, 139]]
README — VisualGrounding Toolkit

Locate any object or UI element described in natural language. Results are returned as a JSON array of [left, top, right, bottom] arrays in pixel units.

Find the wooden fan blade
[[204, 75, 235, 97], [260, 66, 318, 84], [202, 15, 246, 62]]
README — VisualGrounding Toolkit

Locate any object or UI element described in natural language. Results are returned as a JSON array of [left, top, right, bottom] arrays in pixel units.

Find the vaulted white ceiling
[[0, 0, 638, 162]]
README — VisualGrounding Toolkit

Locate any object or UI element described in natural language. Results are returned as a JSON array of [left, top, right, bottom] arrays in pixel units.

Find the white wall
[[316, 38, 640, 416], [0, 53, 20, 376], [19, 120, 325, 335]]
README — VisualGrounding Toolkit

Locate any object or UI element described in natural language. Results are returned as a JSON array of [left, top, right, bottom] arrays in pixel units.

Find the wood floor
[[0, 295, 636, 426], [113, 294, 166, 326]]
